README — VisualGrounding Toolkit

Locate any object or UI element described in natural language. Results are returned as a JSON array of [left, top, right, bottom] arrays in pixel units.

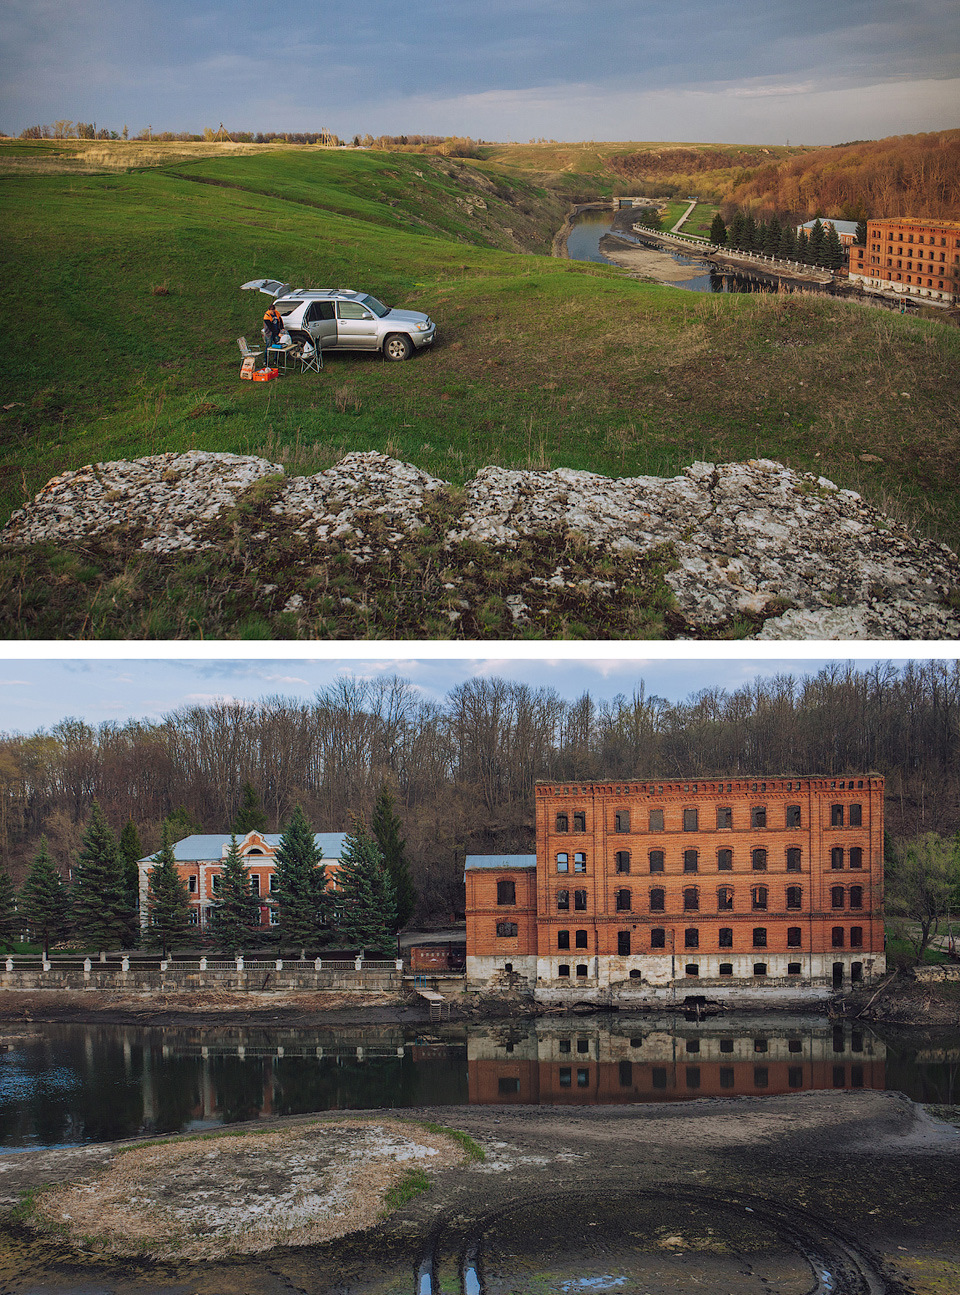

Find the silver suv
[[242, 279, 436, 361]]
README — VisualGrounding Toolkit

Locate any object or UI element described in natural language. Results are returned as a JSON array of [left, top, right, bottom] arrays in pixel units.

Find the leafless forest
[[2, 661, 958, 919]]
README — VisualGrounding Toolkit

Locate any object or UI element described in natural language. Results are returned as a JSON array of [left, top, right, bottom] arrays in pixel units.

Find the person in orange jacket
[[263, 304, 283, 350]]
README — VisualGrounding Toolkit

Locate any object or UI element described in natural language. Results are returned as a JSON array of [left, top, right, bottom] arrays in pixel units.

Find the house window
[[752, 807, 767, 828], [575, 930, 588, 949], [683, 887, 699, 912], [787, 848, 801, 872], [683, 850, 698, 873], [753, 927, 767, 948], [250, 875, 260, 896], [849, 804, 862, 826], [684, 928, 699, 949], [831, 847, 844, 870], [576, 966, 588, 980], [832, 927, 845, 948], [574, 852, 587, 873], [649, 887, 665, 912], [558, 930, 570, 950], [752, 886, 768, 911], [786, 886, 802, 909], [269, 874, 278, 892], [558, 965, 570, 978], [831, 804, 844, 827], [555, 813, 569, 833], [651, 928, 666, 949], [717, 886, 734, 911], [753, 963, 767, 976], [573, 812, 586, 833], [719, 927, 733, 948], [849, 847, 863, 869], [616, 850, 631, 874], [211, 874, 221, 892], [618, 930, 631, 955], [497, 880, 516, 906], [850, 926, 863, 948], [574, 889, 587, 911], [786, 805, 801, 828], [752, 849, 767, 871], [831, 886, 845, 909], [787, 926, 801, 947], [496, 921, 518, 937], [649, 850, 664, 873], [719, 963, 733, 976], [269, 908, 280, 926], [615, 810, 630, 832], [649, 808, 664, 831], [188, 875, 198, 893], [557, 889, 569, 911], [718, 849, 732, 871], [683, 808, 698, 831], [188, 909, 199, 925], [557, 853, 569, 873], [616, 888, 632, 912], [849, 886, 863, 910], [717, 806, 732, 829]]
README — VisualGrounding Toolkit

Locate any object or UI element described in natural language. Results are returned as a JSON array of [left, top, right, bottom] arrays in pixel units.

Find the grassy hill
[[1, 143, 958, 638]]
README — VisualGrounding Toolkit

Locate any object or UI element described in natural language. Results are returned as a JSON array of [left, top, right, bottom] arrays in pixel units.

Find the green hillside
[[1, 146, 958, 637]]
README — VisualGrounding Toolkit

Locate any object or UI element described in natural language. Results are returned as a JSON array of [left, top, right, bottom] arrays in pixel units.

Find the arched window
[[786, 848, 801, 871], [649, 850, 664, 873], [786, 805, 801, 828], [718, 927, 733, 948], [831, 847, 844, 869], [752, 806, 767, 828], [787, 927, 801, 947], [683, 887, 699, 912], [683, 850, 698, 873], [753, 927, 767, 948], [717, 886, 734, 911], [575, 929, 588, 949], [683, 807, 698, 831], [849, 886, 863, 910], [651, 928, 666, 948], [557, 853, 569, 873], [649, 888, 665, 912], [752, 886, 768, 911], [831, 804, 844, 826], [615, 851, 631, 874], [849, 847, 863, 869], [684, 928, 699, 949], [718, 849, 733, 871], [752, 849, 767, 871], [831, 926, 845, 948], [615, 888, 632, 912], [786, 886, 802, 909], [555, 812, 569, 833], [556, 889, 569, 911], [574, 889, 587, 910], [615, 810, 630, 832], [831, 886, 845, 909], [497, 880, 516, 906]]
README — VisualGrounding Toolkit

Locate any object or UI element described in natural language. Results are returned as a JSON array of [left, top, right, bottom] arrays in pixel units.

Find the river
[[1, 1016, 955, 1150]]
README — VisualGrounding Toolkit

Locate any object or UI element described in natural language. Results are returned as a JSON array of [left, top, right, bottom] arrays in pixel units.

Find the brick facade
[[849, 217, 960, 304], [466, 776, 885, 1000]]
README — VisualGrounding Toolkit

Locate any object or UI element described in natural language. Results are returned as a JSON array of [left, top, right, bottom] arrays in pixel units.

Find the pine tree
[[779, 225, 797, 261], [824, 222, 843, 269], [0, 865, 19, 951], [271, 805, 328, 951], [146, 821, 192, 957], [211, 834, 262, 954], [709, 212, 726, 246], [72, 801, 130, 953], [742, 214, 757, 252], [118, 818, 144, 947], [728, 211, 746, 250], [337, 820, 397, 958], [233, 781, 268, 835], [797, 229, 810, 263], [855, 218, 868, 246], [371, 783, 416, 930], [808, 218, 826, 266], [764, 217, 782, 258], [19, 838, 70, 959]]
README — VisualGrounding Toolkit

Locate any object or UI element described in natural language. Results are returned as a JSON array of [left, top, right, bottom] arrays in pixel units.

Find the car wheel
[[383, 333, 412, 361]]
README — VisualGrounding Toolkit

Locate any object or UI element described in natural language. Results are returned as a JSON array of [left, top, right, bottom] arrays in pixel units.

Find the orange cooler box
[[251, 367, 279, 382]]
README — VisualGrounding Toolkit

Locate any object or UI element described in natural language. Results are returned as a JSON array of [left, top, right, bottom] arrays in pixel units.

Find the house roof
[[797, 218, 859, 235], [464, 854, 537, 871], [139, 833, 348, 865]]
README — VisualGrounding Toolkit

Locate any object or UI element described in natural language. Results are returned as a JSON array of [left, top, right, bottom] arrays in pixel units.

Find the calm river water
[[1, 1017, 955, 1150], [565, 208, 771, 293]]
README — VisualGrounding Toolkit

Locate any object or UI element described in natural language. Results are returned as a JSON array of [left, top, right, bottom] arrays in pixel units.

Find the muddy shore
[[1, 1090, 957, 1293]]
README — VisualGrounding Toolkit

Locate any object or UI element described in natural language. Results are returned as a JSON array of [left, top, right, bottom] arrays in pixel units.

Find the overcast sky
[[2, 0, 957, 143], [0, 648, 941, 734]]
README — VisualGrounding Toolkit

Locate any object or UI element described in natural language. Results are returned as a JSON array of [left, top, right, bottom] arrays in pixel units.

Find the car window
[[305, 301, 335, 322], [358, 294, 389, 317], [274, 301, 300, 317], [337, 301, 373, 320]]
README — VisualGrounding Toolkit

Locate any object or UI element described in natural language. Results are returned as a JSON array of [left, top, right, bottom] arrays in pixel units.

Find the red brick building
[[466, 776, 885, 1002], [849, 217, 960, 304]]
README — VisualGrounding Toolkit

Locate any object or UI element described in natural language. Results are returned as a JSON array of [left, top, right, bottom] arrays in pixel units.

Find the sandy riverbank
[[1, 1091, 957, 1293], [598, 232, 714, 283]]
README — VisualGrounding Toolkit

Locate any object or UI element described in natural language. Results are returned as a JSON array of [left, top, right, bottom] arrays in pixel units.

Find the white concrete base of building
[[847, 271, 955, 305]]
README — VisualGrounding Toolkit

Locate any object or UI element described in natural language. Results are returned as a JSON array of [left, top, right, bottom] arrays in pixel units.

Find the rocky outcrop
[[5, 451, 959, 639]]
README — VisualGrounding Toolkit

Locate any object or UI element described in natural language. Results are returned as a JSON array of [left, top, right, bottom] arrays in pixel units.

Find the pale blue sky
[[0, 650, 933, 734], [2, 0, 957, 143]]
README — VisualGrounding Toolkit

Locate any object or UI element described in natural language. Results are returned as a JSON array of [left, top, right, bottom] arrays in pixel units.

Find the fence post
[[236, 956, 244, 971], [199, 956, 207, 972], [354, 956, 363, 971], [314, 958, 322, 971], [121, 956, 130, 972], [276, 959, 283, 971], [5, 957, 12, 972], [83, 957, 92, 974], [395, 958, 403, 972], [41, 958, 51, 972]]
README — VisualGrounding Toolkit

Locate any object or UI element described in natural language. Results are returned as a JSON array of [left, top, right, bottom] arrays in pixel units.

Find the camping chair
[[237, 337, 262, 360], [300, 338, 323, 373]]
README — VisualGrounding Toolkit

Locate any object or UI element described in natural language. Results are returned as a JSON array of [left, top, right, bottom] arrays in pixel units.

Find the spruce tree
[[19, 838, 70, 959], [808, 218, 826, 266], [0, 865, 19, 951], [764, 217, 782, 258], [166, 805, 202, 842], [118, 818, 144, 946], [337, 820, 398, 958], [855, 218, 868, 246], [797, 229, 810, 264], [233, 781, 268, 835], [742, 214, 757, 252], [146, 821, 192, 958], [728, 211, 746, 250], [72, 802, 130, 953], [211, 834, 261, 954], [371, 783, 416, 930], [779, 225, 797, 261], [271, 805, 328, 952], [824, 222, 843, 269], [709, 212, 726, 246]]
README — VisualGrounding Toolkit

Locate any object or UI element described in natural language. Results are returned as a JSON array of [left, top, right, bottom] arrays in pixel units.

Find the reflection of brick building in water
[[467, 1023, 885, 1105], [466, 777, 885, 1004]]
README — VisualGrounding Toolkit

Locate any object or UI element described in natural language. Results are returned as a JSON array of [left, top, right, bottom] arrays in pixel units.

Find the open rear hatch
[[240, 278, 292, 297]]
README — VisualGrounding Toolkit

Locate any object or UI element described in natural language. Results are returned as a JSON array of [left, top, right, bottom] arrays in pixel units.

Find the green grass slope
[[1, 148, 958, 637]]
